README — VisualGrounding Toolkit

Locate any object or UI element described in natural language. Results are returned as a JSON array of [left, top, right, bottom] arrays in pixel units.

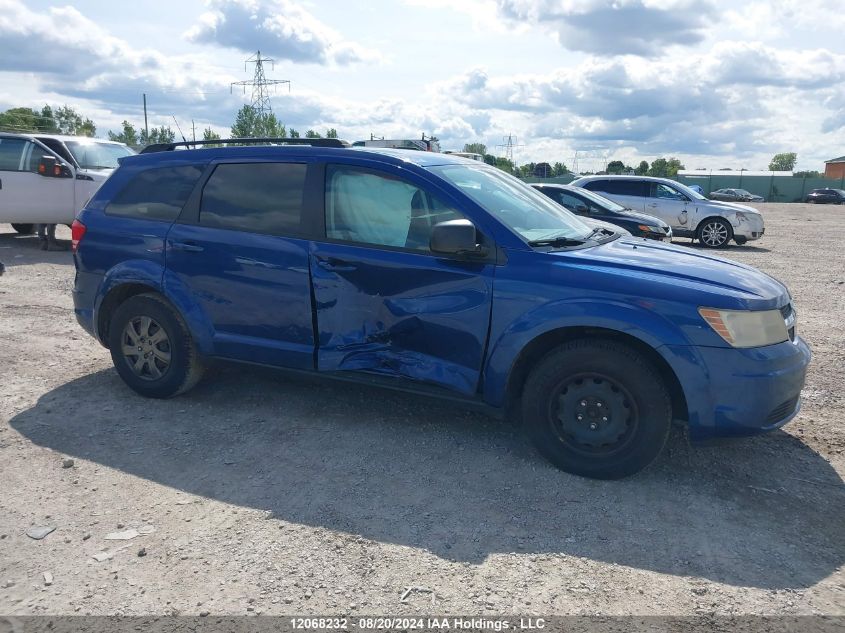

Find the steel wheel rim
[[121, 316, 171, 381], [701, 222, 729, 246], [547, 372, 640, 456]]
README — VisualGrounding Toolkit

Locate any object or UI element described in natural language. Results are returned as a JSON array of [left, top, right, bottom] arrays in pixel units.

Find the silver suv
[[570, 175, 765, 247]]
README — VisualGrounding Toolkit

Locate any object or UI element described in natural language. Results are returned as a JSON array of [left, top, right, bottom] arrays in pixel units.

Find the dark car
[[710, 188, 765, 203], [71, 138, 810, 480], [531, 183, 672, 241], [805, 188, 845, 204]]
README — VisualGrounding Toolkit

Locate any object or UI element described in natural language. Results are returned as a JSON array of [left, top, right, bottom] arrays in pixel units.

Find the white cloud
[[495, 0, 716, 57], [185, 0, 381, 65]]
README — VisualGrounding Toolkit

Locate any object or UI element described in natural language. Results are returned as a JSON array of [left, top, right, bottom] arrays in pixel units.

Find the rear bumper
[[663, 336, 811, 441]]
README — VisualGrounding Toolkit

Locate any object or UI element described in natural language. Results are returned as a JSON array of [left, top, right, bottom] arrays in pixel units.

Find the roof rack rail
[[139, 137, 349, 154]]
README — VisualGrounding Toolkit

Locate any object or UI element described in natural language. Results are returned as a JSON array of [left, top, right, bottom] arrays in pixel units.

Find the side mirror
[[430, 219, 487, 257], [38, 156, 72, 178]]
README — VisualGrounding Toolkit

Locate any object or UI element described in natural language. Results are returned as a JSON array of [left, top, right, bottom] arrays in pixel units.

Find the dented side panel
[[310, 241, 494, 395]]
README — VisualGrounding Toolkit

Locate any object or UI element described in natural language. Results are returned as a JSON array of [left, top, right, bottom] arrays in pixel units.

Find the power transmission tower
[[497, 134, 524, 164], [230, 51, 290, 117]]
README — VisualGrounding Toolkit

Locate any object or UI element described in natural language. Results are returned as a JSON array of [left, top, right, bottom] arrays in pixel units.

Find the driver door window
[[325, 165, 466, 252], [652, 183, 687, 201]]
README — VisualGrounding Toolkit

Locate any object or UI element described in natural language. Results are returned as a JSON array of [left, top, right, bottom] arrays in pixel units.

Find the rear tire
[[697, 217, 733, 248], [521, 339, 672, 479], [108, 293, 204, 398], [11, 223, 35, 234]]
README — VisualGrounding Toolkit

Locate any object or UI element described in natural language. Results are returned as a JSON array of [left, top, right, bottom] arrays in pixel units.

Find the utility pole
[[497, 133, 524, 166], [231, 51, 290, 119], [191, 119, 196, 143], [142, 93, 148, 139]]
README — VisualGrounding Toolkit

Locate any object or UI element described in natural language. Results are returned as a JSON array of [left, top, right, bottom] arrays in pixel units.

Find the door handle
[[316, 257, 356, 272], [170, 240, 204, 253]]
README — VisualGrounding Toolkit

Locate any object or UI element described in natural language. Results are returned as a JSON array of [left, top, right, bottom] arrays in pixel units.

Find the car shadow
[[9, 364, 844, 590], [0, 230, 72, 267]]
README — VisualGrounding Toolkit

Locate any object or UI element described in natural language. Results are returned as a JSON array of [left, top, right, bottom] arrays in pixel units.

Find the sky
[[1, 0, 843, 173]]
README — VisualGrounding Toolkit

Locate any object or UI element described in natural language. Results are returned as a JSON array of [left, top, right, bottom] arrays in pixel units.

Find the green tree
[[53, 105, 96, 136], [305, 129, 321, 138], [326, 128, 338, 139], [494, 156, 515, 174], [231, 106, 286, 138], [289, 128, 300, 138], [202, 127, 222, 147], [606, 160, 627, 174], [0, 107, 58, 133], [648, 157, 684, 178], [139, 125, 176, 146], [552, 162, 568, 177], [463, 142, 487, 155], [483, 154, 497, 166], [793, 170, 820, 178], [634, 160, 649, 175], [108, 120, 139, 145], [769, 152, 797, 171]]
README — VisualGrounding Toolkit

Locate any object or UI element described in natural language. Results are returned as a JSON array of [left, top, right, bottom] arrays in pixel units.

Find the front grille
[[765, 397, 799, 425]]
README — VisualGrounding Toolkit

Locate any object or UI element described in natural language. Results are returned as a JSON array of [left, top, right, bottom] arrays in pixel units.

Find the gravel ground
[[0, 204, 843, 617]]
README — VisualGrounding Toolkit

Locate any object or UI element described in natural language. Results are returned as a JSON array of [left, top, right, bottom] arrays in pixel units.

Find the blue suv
[[71, 139, 811, 479]]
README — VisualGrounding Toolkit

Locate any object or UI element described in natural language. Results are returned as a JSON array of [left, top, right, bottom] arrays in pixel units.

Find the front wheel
[[698, 218, 733, 248], [521, 339, 672, 479], [11, 223, 35, 234], [108, 293, 204, 398]]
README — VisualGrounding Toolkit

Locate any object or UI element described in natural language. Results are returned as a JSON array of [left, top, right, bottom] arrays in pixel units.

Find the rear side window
[[107, 165, 203, 221], [0, 138, 27, 171], [585, 179, 647, 197], [199, 162, 307, 236]]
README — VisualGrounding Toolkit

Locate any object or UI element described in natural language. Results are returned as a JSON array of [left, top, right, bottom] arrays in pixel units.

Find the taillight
[[71, 219, 86, 254]]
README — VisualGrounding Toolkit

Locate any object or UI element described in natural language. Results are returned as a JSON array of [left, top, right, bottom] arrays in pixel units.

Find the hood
[[617, 208, 670, 227], [557, 237, 788, 310], [703, 199, 759, 213], [582, 217, 632, 236]]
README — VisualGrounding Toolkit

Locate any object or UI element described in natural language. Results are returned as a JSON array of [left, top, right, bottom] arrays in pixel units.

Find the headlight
[[698, 308, 788, 348]]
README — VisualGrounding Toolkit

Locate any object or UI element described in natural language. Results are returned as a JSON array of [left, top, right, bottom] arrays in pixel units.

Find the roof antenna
[[172, 115, 188, 144]]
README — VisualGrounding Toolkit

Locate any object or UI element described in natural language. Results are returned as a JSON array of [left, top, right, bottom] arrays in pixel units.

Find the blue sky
[[2, 0, 844, 172]]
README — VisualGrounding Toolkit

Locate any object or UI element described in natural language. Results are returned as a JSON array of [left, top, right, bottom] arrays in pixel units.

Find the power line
[[230, 51, 290, 118]]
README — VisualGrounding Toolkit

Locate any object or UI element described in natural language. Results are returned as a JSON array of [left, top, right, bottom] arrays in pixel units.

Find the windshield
[[65, 141, 134, 170], [568, 187, 627, 213], [429, 164, 592, 243]]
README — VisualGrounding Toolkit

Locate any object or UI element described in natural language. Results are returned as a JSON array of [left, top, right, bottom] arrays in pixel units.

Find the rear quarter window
[[106, 165, 203, 221]]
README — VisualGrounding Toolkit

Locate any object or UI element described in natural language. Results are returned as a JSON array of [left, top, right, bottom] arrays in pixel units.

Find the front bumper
[[663, 336, 811, 441], [732, 214, 766, 241]]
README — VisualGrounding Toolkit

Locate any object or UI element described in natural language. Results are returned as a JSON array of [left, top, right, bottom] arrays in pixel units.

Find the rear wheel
[[108, 293, 204, 398], [698, 217, 733, 248], [11, 224, 35, 234], [521, 339, 672, 479]]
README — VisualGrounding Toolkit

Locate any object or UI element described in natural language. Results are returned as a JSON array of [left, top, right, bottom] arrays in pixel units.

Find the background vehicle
[[531, 183, 671, 241], [444, 151, 484, 161], [710, 188, 765, 203], [0, 133, 134, 232], [352, 136, 441, 152], [570, 175, 765, 248], [73, 139, 809, 480], [805, 188, 845, 204]]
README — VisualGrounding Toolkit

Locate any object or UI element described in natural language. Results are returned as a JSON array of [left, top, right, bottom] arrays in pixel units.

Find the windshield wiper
[[528, 235, 586, 247]]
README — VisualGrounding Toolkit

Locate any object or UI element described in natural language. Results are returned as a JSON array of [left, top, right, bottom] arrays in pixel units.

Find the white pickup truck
[[0, 132, 134, 234]]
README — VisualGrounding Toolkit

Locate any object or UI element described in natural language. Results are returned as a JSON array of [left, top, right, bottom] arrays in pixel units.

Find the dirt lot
[[1, 204, 843, 617]]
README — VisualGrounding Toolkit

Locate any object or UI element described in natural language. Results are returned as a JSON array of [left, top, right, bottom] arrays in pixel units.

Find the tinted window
[[325, 165, 465, 251], [585, 179, 647, 197], [0, 138, 27, 171], [555, 192, 590, 214], [199, 163, 307, 235], [107, 165, 203, 221], [651, 183, 687, 200], [36, 138, 74, 163]]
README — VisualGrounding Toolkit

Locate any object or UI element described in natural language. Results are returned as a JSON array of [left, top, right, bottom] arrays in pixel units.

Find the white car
[[570, 175, 764, 247], [0, 133, 134, 233]]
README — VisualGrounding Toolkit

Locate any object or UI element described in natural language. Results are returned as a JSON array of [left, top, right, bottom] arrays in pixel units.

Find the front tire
[[108, 293, 204, 398], [521, 339, 672, 479], [11, 223, 35, 234], [697, 217, 733, 248]]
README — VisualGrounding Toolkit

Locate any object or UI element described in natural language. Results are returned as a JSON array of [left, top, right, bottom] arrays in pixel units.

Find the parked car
[[710, 188, 765, 203], [72, 140, 810, 480], [531, 183, 671, 241], [570, 175, 765, 248], [805, 188, 845, 204], [0, 133, 134, 233]]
